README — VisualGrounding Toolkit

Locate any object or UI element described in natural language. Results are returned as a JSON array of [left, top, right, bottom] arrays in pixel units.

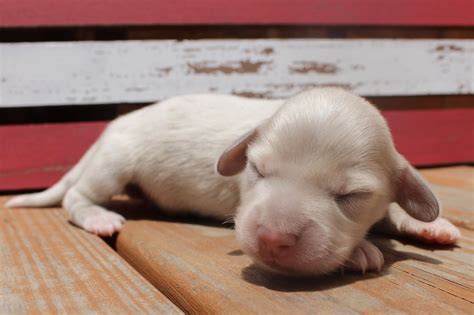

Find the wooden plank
[[0, 197, 182, 314], [115, 167, 474, 313], [430, 184, 474, 230], [1, 0, 473, 27], [420, 167, 474, 230], [1, 39, 473, 107], [117, 223, 474, 314], [421, 166, 474, 191], [1, 108, 473, 191]]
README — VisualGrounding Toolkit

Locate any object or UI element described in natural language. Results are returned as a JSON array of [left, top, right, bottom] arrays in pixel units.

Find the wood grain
[[0, 197, 183, 314], [1, 39, 473, 107], [115, 166, 474, 314], [421, 166, 474, 190], [420, 167, 474, 230], [1, 0, 473, 27]]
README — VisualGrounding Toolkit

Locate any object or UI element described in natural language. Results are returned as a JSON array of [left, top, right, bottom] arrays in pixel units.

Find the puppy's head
[[217, 88, 439, 276]]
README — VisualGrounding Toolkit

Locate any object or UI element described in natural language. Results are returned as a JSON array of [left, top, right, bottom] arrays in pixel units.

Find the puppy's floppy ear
[[394, 155, 439, 222], [216, 129, 258, 177]]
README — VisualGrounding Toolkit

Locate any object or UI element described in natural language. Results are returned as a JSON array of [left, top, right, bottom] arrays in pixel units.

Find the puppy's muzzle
[[256, 225, 299, 260]]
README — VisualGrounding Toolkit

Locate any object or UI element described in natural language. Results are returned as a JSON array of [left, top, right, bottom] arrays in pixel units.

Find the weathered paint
[[1, 39, 473, 107]]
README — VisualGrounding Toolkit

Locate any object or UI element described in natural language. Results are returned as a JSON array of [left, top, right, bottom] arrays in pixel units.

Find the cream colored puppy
[[6, 88, 460, 275]]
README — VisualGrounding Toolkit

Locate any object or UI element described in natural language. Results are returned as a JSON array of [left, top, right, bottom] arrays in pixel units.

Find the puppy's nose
[[257, 225, 298, 257]]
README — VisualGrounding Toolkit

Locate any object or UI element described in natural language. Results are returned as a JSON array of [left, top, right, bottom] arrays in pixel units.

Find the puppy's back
[[116, 94, 282, 218]]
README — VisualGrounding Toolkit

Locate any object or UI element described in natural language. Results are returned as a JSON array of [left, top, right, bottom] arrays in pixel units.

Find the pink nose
[[257, 225, 298, 258]]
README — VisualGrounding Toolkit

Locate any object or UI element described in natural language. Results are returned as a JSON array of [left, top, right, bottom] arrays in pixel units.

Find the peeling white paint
[[0, 39, 472, 107]]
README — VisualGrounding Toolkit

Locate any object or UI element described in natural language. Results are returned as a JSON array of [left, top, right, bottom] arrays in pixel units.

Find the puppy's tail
[[5, 142, 99, 208], [6, 179, 70, 208]]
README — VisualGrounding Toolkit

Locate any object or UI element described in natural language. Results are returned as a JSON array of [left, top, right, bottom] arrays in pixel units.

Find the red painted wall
[[1, 108, 473, 190], [1, 0, 473, 27]]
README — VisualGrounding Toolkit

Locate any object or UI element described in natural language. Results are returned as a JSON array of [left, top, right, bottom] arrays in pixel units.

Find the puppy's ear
[[216, 129, 258, 177], [394, 156, 439, 222]]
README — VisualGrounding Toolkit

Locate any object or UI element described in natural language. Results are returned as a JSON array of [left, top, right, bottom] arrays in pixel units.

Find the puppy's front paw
[[399, 217, 460, 245], [345, 240, 384, 273], [83, 211, 125, 237]]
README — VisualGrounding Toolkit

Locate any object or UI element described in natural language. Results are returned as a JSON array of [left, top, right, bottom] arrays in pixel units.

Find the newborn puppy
[[6, 88, 460, 275]]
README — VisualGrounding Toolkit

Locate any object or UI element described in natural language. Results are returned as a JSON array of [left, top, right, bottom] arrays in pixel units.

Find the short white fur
[[6, 88, 460, 275]]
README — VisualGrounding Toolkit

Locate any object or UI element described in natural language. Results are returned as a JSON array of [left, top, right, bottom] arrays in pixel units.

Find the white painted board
[[0, 39, 473, 107]]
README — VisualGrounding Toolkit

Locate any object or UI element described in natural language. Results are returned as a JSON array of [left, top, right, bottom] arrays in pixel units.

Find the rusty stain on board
[[154, 67, 172, 76], [232, 82, 355, 99], [313, 83, 355, 90], [265, 83, 296, 91], [231, 90, 274, 99], [289, 61, 339, 74], [433, 45, 464, 53], [267, 82, 355, 91], [187, 60, 269, 74], [261, 47, 274, 55]]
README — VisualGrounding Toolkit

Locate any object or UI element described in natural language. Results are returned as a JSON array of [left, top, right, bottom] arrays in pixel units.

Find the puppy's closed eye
[[334, 191, 372, 207], [249, 161, 265, 178]]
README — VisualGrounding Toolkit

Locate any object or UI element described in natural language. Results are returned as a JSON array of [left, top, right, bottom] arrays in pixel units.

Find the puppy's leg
[[64, 190, 126, 237], [345, 239, 384, 273], [374, 205, 460, 245], [63, 139, 133, 236]]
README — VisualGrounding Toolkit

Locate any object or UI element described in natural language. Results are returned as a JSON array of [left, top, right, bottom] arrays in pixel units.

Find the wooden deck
[[0, 199, 182, 314], [1, 166, 473, 314]]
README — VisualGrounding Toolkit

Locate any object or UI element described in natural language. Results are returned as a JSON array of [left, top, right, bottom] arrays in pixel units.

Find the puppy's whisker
[[222, 217, 235, 225]]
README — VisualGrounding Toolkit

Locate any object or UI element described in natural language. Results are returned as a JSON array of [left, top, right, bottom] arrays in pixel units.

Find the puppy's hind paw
[[83, 211, 125, 237], [345, 240, 384, 274]]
